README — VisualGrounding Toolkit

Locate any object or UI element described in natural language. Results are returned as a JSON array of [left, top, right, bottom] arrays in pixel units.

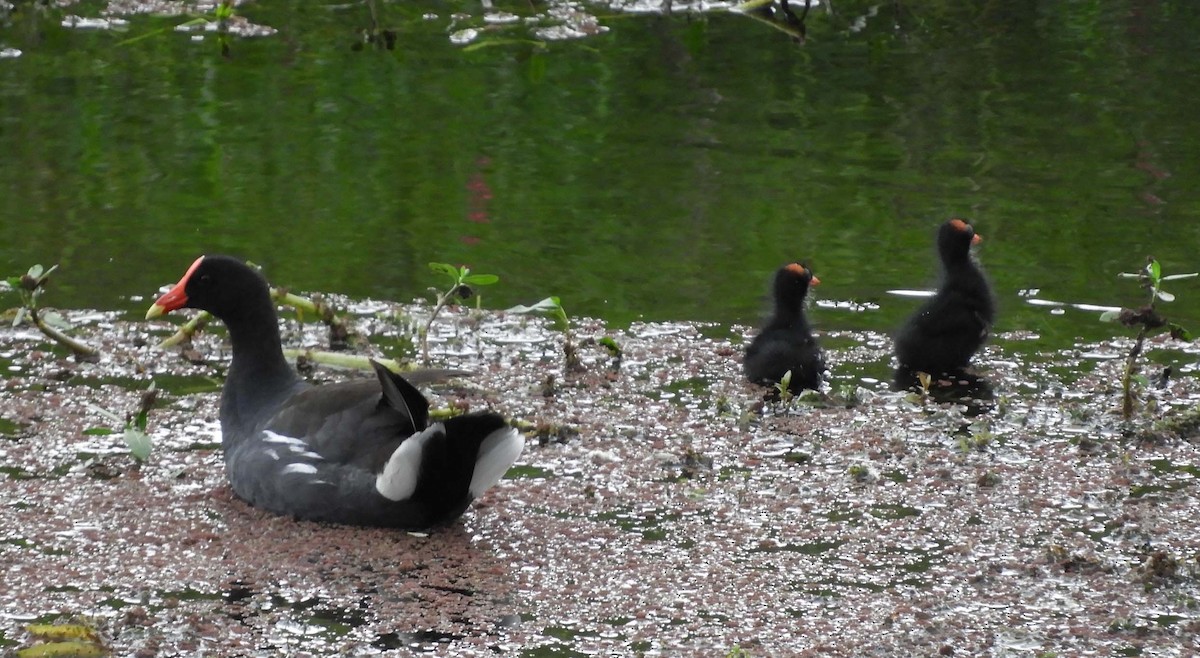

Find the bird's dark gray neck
[[219, 307, 301, 440], [941, 257, 985, 285], [940, 259, 995, 319], [769, 302, 811, 331]]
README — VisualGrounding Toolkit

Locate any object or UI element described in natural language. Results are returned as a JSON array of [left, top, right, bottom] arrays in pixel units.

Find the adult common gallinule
[[744, 263, 824, 393], [146, 255, 524, 529], [894, 219, 995, 377]]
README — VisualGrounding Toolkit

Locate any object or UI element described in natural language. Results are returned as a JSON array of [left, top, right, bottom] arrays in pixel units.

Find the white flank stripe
[[282, 463, 318, 475], [375, 424, 442, 501], [469, 427, 525, 498], [283, 444, 324, 460], [262, 431, 306, 447]]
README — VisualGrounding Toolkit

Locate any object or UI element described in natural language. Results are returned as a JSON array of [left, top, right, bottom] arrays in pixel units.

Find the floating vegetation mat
[[2, 303, 1199, 656]]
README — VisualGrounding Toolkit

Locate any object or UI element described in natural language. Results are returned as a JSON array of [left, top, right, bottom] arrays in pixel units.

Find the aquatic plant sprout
[[1099, 258, 1197, 419], [85, 381, 157, 462], [422, 262, 499, 363], [5, 264, 99, 358], [508, 296, 583, 372]]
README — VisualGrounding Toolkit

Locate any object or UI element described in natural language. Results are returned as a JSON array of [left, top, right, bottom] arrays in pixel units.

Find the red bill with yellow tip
[[145, 255, 204, 319]]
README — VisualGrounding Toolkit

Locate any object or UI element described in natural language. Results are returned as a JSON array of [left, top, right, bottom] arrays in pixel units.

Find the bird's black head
[[773, 262, 820, 303], [937, 218, 983, 263], [146, 255, 272, 323]]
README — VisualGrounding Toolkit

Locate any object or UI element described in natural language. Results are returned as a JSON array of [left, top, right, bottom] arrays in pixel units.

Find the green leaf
[[82, 427, 116, 436], [508, 297, 570, 332], [549, 307, 569, 333], [1132, 374, 1150, 387], [599, 336, 622, 355], [40, 310, 73, 331], [1155, 289, 1176, 302], [428, 263, 461, 280], [123, 428, 153, 462], [6, 275, 21, 287], [462, 273, 499, 286], [85, 403, 125, 426], [1148, 259, 1161, 283], [1098, 310, 1121, 323], [508, 297, 563, 315], [1169, 323, 1193, 341], [917, 371, 932, 392]]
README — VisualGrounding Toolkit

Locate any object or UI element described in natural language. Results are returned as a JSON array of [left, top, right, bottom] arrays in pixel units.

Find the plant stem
[[273, 289, 351, 350], [31, 309, 100, 358], [1122, 326, 1148, 420], [421, 289, 455, 364], [552, 306, 584, 373], [274, 290, 318, 314], [159, 328, 417, 376], [282, 348, 407, 373], [157, 289, 349, 349], [563, 336, 582, 373], [158, 311, 212, 348], [429, 407, 463, 421]]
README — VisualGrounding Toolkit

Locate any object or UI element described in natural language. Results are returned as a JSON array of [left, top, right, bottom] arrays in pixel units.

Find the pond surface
[[2, 0, 1199, 351], [3, 4, 1200, 653], [2, 306, 1200, 656]]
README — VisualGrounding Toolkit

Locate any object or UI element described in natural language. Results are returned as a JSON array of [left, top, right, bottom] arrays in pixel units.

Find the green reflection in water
[[2, 1, 1198, 355]]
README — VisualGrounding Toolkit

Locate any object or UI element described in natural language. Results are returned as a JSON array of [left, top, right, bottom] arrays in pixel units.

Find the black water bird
[[894, 218, 995, 378], [146, 255, 524, 528], [744, 262, 824, 393]]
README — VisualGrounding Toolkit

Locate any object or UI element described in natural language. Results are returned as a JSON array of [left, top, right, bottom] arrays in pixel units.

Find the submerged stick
[[156, 288, 350, 349], [282, 348, 406, 373], [31, 309, 100, 358], [157, 311, 212, 348], [272, 289, 353, 349], [1121, 326, 1148, 420]]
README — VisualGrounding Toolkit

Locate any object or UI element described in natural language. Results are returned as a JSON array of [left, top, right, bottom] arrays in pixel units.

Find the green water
[[2, 1, 1199, 349]]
